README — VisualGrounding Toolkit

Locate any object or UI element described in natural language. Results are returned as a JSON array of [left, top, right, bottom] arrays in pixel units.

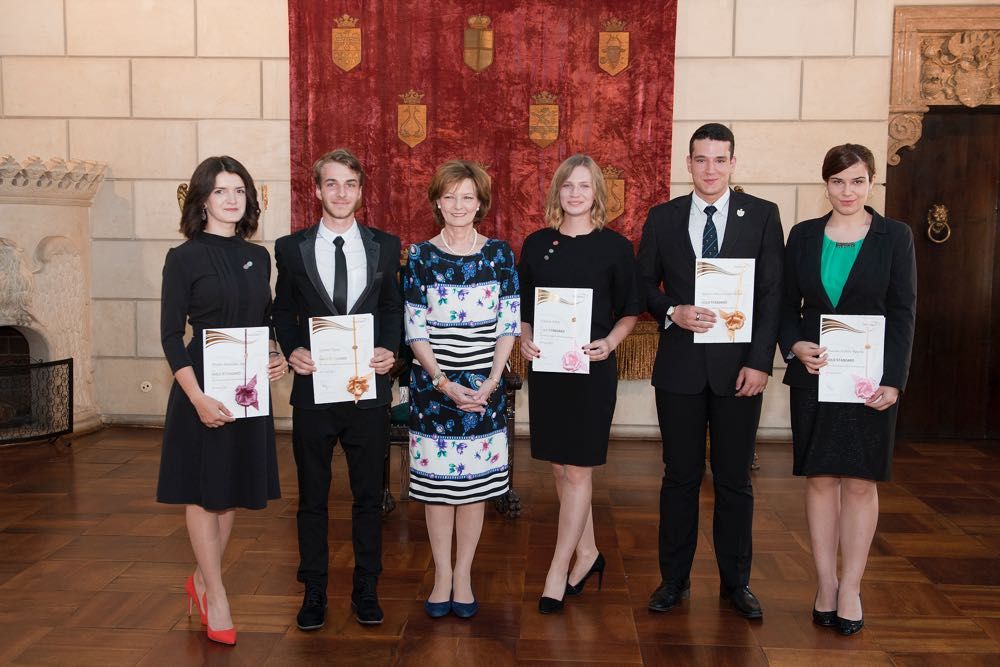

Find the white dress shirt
[[315, 219, 368, 313], [665, 189, 733, 329]]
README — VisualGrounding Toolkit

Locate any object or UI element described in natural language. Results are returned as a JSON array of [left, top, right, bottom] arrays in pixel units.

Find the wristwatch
[[431, 371, 447, 388], [666, 305, 677, 322]]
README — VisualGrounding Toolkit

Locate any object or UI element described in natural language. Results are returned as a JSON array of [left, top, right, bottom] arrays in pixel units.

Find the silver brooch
[[243, 261, 253, 270], [736, 209, 745, 217]]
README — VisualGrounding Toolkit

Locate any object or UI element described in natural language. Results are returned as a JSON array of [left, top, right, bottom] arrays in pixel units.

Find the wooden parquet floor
[[0, 427, 999, 666]]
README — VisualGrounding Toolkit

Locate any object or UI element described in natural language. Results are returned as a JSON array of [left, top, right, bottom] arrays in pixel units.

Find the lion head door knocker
[[926, 203, 951, 244]]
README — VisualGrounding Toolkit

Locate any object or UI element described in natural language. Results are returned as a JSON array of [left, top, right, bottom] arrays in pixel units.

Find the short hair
[[689, 123, 735, 157], [179, 156, 260, 240], [544, 154, 609, 230], [822, 143, 876, 181], [312, 148, 365, 187], [427, 160, 492, 227]]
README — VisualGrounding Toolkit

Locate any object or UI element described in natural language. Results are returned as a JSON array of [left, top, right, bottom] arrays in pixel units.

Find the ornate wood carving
[[890, 7, 1000, 165]]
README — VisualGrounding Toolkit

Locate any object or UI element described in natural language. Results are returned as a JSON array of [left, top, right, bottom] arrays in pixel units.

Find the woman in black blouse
[[157, 156, 285, 645], [519, 154, 641, 613]]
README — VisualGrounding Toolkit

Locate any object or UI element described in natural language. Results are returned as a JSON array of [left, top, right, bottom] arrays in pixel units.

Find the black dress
[[519, 227, 642, 466], [156, 232, 281, 510]]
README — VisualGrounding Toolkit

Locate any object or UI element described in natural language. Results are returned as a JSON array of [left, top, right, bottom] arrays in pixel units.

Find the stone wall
[[1, 0, 988, 436]]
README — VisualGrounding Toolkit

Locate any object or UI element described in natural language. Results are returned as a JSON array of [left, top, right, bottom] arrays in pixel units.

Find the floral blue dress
[[403, 238, 521, 504]]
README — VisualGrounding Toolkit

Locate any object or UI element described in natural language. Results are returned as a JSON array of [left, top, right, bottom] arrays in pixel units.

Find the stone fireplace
[[0, 155, 107, 437]]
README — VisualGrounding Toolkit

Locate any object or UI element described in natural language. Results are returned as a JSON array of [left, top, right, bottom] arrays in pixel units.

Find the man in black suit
[[637, 124, 784, 618], [273, 148, 402, 628]]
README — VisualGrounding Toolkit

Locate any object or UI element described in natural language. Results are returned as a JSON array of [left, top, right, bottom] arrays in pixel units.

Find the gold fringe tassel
[[509, 320, 659, 381]]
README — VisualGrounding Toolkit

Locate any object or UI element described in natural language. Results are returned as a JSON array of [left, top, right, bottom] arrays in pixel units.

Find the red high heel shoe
[[184, 575, 207, 626], [203, 593, 237, 646]]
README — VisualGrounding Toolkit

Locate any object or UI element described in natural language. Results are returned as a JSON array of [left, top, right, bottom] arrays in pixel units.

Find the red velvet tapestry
[[288, 1, 677, 255]]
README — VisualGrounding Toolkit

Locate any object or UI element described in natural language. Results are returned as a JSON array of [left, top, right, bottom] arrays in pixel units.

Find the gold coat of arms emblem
[[464, 15, 494, 72], [397, 90, 427, 148], [602, 165, 625, 222], [599, 18, 629, 76], [529, 91, 559, 148], [332, 14, 362, 72]]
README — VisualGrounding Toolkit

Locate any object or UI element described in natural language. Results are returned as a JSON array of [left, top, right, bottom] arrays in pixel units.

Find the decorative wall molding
[[890, 7, 1000, 165], [0, 155, 107, 206]]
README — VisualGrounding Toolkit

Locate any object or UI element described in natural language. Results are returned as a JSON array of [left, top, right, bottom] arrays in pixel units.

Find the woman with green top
[[780, 144, 916, 636]]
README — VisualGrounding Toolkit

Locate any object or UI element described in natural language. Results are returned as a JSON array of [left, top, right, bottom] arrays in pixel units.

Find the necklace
[[440, 228, 478, 255]]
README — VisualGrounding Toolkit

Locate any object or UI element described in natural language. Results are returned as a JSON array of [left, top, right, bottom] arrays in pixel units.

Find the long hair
[[179, 156, 260, 239], [544, 154, 608, 230], [427, 160, 492, 227]]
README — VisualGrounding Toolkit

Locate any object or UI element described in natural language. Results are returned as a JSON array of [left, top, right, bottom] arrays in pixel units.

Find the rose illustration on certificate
[[817, 314, 886, 403], [532, 287, 593, 374], [202, 326, 271, 418], [694, 259, 755, 343], [309, 314, 376, 404]]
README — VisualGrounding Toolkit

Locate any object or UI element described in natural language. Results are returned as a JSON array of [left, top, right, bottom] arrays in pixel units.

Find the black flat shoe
[[296, 585, 327, 631], [538, 596, 565, 614], [836, 615, 864, 635], [565, 552, 606, 596], [720, 585, 763, 619], [648, 578, 691, 612], [350, 582, 384, 625], [812, 608, 838, 627]]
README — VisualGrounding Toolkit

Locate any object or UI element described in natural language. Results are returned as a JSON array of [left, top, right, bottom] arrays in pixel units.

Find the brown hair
[[427, 160, 491, 227], [822, 143, 876, 181], [312, 148, 365, 187], [179, 156, 260, 239], [544, 154, 608, 230]]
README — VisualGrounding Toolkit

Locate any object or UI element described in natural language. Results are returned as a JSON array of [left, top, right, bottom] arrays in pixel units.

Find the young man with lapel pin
[[637, 123, 784, 619], [273, 148, 402, 629]]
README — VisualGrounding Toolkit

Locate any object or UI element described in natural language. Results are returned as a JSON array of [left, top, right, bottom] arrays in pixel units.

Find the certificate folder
[[202, 326, 271, 419], [532, 287, 593, 374]]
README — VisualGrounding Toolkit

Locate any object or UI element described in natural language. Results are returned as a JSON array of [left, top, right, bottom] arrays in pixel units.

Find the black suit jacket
[[272, 222, 402, 409], [637, 190, 785, 395], [780, 208, 916, 391]]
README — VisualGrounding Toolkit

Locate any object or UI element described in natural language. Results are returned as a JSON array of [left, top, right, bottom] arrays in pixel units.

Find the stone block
[[197, 0, 288, 57], [801, 58, 890, 120], [91, 240, 177, 299], [674, 59, 800, 121], [65, 0, 195, 56], [132, 59, 261, 119], [0, 0, 65, 55], [735, 0, 854, 56], [0, 119, 67, 160], [133, 181, 187, 240], [197, 120, 291, 181], [262, 60, 290, 119], [91, 300, 135, 357], [136, 300, 167, 358], [91, 180, 133, 239], [70, 120, 197, 180], [94, 357, 173, 417], [260, 181, 291, 240], [676, 0, 734, 57], [2, 57, 130, 117]]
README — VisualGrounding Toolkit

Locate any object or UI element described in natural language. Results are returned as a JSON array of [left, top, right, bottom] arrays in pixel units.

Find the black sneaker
[[296, 585, 327, 631], [350, 581, 384, 625]]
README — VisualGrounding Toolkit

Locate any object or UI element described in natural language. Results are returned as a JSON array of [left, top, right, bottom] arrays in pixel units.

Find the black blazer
[[637, 189, 785, 395], [272, 222, 403, 409], [780, 207, 916, 391]]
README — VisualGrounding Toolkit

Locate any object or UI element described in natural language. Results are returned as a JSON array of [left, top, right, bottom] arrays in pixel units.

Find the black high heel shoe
[[565, 553, 606, 597], [835, 594, 864, 635], [538, 595, 564, 614]]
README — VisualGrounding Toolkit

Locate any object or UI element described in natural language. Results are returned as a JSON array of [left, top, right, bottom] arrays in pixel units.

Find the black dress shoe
[[565, 552, 606, 596], [812, 608, 838, 627], [351, 582, 384, 625], [648, 579, 691, 612], [538, 596, 564, 614], [720, 585, 763, 619], [296, 585, 327, 631], [836, 615, 864, 635]]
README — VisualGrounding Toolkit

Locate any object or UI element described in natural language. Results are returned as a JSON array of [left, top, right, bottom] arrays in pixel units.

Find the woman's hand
[[582, 337, 614, 362], [440, 377, 487, 414], [267, 351, 287, 382], [866, 386, 899, 411], [193, 392, 235, 428], [791, 341, 827, 374], [468, 376, 500, 406]]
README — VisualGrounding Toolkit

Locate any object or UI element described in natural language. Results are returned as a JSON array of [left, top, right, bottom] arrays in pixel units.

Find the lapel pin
[[736, 209, 745, 217], [243, 261, 253, 270]]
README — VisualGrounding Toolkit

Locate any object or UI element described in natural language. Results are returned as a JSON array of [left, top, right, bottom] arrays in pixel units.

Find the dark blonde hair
[[544, 154, 608, 230], [312, 148, 365, 187], [179, 156, 260, 239], [822, 143, 876, 181], [427, 160, 491, 227]]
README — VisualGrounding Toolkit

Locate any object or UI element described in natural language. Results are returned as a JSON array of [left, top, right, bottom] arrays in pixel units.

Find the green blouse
[[820, 235, 863, 307]]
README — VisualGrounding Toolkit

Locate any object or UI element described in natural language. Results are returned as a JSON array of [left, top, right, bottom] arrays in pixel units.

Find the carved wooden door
[[885, 108, 1000, 439]]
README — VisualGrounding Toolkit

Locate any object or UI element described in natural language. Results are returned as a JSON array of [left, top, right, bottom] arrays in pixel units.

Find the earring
[[201, 207, 207, 221]]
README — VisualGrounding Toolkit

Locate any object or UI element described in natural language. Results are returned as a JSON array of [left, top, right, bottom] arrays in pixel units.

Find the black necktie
[[702, 205, 719, 258], [333, 236, 348, 314]]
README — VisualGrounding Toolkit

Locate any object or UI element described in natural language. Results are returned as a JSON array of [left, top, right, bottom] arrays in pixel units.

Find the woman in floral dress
[[403, 160, 520, 618]]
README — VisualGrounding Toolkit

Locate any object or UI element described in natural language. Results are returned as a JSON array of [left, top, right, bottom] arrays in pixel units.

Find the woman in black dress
[[781, 144, 916, 635], [519, 154, 640, 613], [158, 156, 286, 645]]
